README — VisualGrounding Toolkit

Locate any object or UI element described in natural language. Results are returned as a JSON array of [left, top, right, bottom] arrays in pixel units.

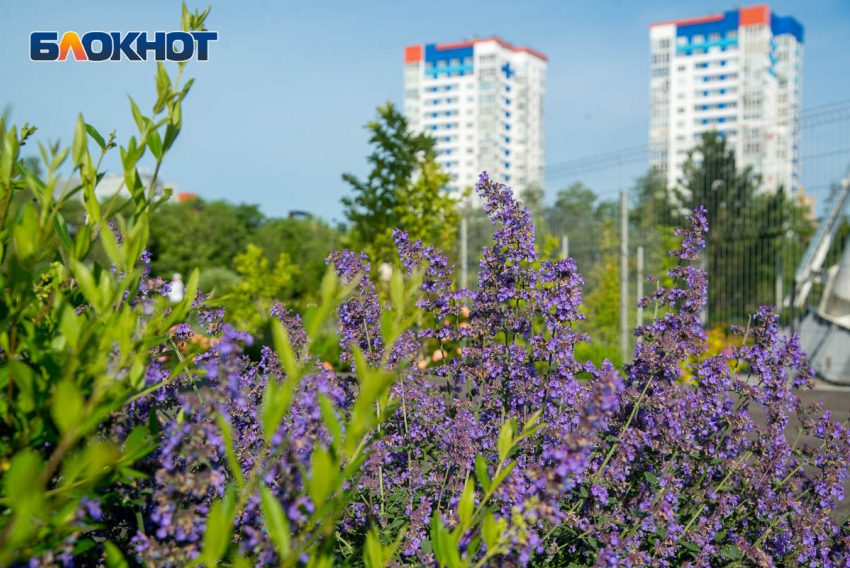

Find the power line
[[544, 99, 850, 181]]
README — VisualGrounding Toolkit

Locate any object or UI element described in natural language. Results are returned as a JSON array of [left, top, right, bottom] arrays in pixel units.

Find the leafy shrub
[[225, 243, 298, 333], [0, 6, 212, 563]]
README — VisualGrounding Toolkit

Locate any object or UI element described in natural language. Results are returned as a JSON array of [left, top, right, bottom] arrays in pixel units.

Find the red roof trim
[[435, 40, 475, 50], [404, 44, 422, 63], [649, 13, 724, 28], [740, 4, 770, 26], [433, 36, 548, 62]]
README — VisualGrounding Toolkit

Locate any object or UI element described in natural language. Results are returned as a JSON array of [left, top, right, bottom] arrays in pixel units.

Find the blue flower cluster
[[44, 173, 850, 567]]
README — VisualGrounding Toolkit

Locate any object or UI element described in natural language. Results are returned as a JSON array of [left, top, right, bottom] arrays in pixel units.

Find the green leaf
[[70, 259, 101, 313], [307, 446, 339, 508], [364, 527, 385, 568], [13, 202, 39, 260], [497, 419, 514, 463], [430, 510, 461, 568], [318, 394, 343, 452], [51, 379, 83, 434], [128, 97, 144, 134], [0, 127, 20, 183], [720, 544, 742, 560], [72, 114, 87, 166], [519, 409, 545, 439], [262, 378, 285, 442], [148, 405, 161, 436], [260, 486, 291, 560], [54, 212, 73, 249], [104, 541, 129, 568], [154, 62, 172, 114], [73, 539, 97, 555], [99, 216, 125, 269], [345, 348, 397, 455], [364, 524, 406, 568], [644, 471, 658, 485], [474, 454, 491, 492], [59, 304, 83, 350], [272, 319, 301, 383], [146, 126, 163, 160], [215, 414, 245, 490], [491, 461, 516, 489], [304, 268, 337, 342], [8, 359, 37, 412], [163, 122, 180, 153], [457, 476, 475, 528], [181, 3, 192, 32], [482, 513, 498, 549], [122, 426, 150, 461], [85, 124, 106, 150], [5, 450, 43, 504], [204, 490, 236, 566], [17, 161, 46, 195], [389, 267, 404, 312]]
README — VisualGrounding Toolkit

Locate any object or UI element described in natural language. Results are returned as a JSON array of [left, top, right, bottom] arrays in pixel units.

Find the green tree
[[147, 198, 262, 277], [631, 167, 678, 229], [681, 133, 759, 324], [630, 167, 679, 303], [681, 132, 757, 238], [552, 181, 597, 216], [252, 216, 343, 308], [225, 244, 298, 333], [680, 132, 812, 324], [576, 220, 623, 368], [544, 181, 610, 271], [341, 102, 458, 264]]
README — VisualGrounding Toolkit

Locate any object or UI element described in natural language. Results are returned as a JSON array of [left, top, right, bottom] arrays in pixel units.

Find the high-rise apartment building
[[649, 5, 803, 193], [403, 37, 547, 197]]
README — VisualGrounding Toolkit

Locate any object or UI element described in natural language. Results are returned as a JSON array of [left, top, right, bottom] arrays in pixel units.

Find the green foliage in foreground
[[0, 6, 210, 562]]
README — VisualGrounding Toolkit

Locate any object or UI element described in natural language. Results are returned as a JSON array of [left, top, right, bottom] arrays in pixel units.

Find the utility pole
[[460, 216, 468, 289], [775, 254, 783, 317], [620, 191, 629, 364], [637, 246, 644, 328]]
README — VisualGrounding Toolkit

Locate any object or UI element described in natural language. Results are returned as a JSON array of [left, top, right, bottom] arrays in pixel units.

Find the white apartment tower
[[403, 37, 547, 196], [649, 5, 803, 194]]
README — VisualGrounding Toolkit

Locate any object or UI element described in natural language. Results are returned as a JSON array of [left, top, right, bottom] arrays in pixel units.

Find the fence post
[[460, 216, 468, 289], [775, 254, 783, 316], [620, 191, 629, 364], [637, 246, 644, 328], [561, 235, 569, 260]]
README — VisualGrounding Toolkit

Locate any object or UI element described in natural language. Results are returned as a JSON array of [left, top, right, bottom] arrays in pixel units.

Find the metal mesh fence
[[458, 99, 850, 354]]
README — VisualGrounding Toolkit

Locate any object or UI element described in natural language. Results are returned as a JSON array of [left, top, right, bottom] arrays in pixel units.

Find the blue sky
[[2, 0, 848, 222]]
